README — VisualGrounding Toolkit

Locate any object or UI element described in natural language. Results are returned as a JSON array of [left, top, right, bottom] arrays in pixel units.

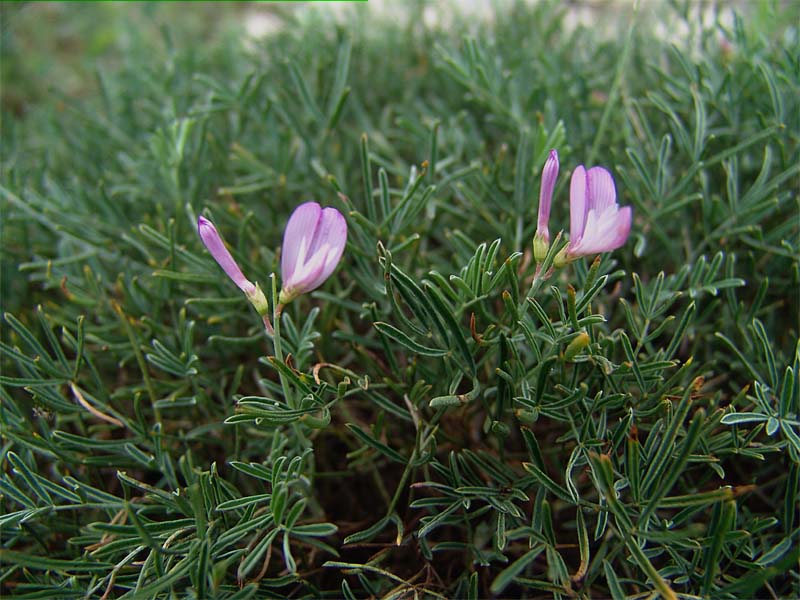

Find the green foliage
[[2, 1, 798, 598]]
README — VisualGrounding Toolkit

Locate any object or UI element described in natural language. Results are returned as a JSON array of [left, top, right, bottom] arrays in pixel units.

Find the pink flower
[[564, 165, 632, 260], [279, 202, 347, 304], [198, 215, 269, 315], [533, 149, 559, 262]]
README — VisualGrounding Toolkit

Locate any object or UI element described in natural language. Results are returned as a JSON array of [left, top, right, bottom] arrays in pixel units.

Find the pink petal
[[197, 216, 255, 295], [586, 167, 616, 211], [280, 204, 347, 300], [286, 243, 331, 292], [307, 207, 347, 262], [607, 205, 632, 250], [296, 209, 347, 293], [569, 166, 588, 244], [317, 211, 347, 279], [568, 205, 632, 256], [536, 149, 559, 240], [281, 202, 322, 282]]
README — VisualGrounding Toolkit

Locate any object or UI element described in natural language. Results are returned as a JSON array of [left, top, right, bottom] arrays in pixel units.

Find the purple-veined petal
[[281, 202, 322, 283], [307, 207, 347, 263], [197, 216, 256, 295], [586, 166, 616, 211], [536, 149, 559, 241], [299, 210, 347, 292], [316, 211, 347, 280], [569, 166, 588, 244]]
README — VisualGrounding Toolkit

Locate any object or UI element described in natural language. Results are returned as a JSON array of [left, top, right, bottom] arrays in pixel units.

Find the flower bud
[[534, 150, 559, 258], [565, 331, 590, 361], [533, 230, 549, 264], [197, 215, 268, 315]]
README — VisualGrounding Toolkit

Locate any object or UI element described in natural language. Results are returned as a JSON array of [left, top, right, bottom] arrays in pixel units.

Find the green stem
[[386, 449, 416, 518], [518, 269, 547, 320], [518, 231, 565, 321], [269, 275, 312, 466], [270, 274, 293, 409], [385, 425, 422, 518]]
